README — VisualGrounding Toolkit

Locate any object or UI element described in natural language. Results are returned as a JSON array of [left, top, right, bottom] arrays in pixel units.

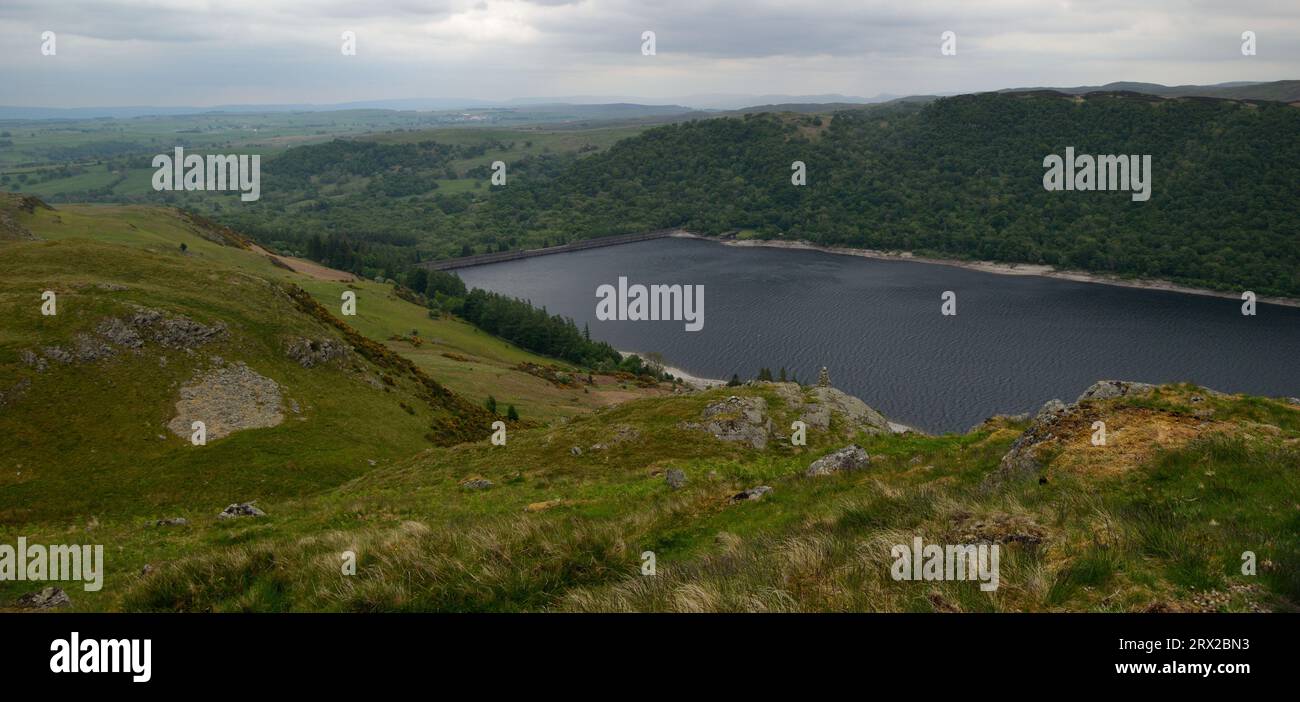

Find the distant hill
[[5, 82, 1295, 121], [1001, 80, 1300, 103], [0, 101, 702, 122], [467, 90, 1300, 298]]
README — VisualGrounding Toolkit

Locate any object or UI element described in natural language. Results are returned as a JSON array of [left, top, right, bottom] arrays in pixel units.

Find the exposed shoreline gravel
[[670, 231, 1300, 309]]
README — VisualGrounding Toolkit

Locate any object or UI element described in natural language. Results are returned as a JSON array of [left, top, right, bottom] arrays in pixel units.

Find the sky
[[2, 0, 1298, 108]]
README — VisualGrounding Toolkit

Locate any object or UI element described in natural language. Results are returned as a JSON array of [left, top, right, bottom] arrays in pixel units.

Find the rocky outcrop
[[989, 398, 1072, 484], [0, 194, 50, 240], [285, 337, 350, 368], [96, 316, 144, 349], [589, 424, 642, 452], [680, 395, 772, 449], [1075, 380, 1155, 404], [128, 307, 228, 349], [19, 349, 47, 372], [23, 306, 228, 372], [806, 444, 871, 477], [802, 386, 892, 435], [731, 486, 772, 502], [683, 384, 894, 449], [989, 380, 1160, 485], [71, 333, 115, 362], [167, 362, 284, 441], [666, 469, 687, 489], [16, 586, 70, 609], [217, 502, 265, 519]]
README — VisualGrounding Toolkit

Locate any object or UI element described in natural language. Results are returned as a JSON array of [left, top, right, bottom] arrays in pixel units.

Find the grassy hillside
[[2, 194, 1296, 613], [0, 195, 685, 523], [1, 195, 667, 421], [0, 228, 496, 527], [5, 379, 1295, 612]]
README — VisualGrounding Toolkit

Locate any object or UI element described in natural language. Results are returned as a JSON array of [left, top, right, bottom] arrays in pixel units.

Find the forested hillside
[[470, 92, 1300, 297]]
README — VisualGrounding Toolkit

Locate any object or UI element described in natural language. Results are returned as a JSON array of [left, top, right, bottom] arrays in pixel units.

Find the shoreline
[[620, 350, 918, 433], [616, 350, 726, 390], [670, 231, 1300, 309]]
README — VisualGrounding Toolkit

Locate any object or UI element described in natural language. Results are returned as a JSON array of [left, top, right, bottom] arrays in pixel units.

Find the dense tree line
[[35, 93, 1300, 297], [469, 94, 1300, 297], [402, 266, 623, 368], [455, 288, 623, 368]]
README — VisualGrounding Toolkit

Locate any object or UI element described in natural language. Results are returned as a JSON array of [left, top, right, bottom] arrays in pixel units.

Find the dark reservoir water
[[459, 237, 1300, 433]]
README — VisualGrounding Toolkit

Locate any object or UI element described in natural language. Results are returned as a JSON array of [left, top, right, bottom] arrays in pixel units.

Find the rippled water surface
[[459, 237, 1300, 433]]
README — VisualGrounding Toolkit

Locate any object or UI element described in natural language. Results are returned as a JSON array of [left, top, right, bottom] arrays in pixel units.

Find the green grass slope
[[0, 234, 497, 527], [2, 194, 1295, 613], [6, 380, 1292, 613], [2, 196, 659, 421]]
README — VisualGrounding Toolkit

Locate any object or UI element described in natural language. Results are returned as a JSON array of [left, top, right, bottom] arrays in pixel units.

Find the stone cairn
[[817, 366, 830, 388]]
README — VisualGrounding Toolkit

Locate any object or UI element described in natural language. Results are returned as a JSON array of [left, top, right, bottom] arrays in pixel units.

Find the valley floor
[[2, 195, 1297, 613]]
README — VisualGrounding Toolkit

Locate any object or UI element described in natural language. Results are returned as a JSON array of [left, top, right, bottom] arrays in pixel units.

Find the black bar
[[0, 613, 1287, 690]]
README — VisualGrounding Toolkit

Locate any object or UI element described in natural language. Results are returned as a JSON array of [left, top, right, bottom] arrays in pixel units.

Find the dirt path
[[248, 243, 355, 282]]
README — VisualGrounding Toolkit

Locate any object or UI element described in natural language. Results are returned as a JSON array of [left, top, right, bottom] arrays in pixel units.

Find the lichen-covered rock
[[72, 333, 115, 362], [167, 362, 283, 441], [96, 316, 144, 349], [30, 307, 227, 374], [217, 502, 265, 519], [461, 478, 493, 490], [666, 469, 687, 489], [16, 586, 71, 609], [731, 486, 772, 502], [285, 337, 350, 368], [1076, 380, 1155, 404], [804, 386, 892, 435], [991, 383, 1165, 485], [129, 307, 228, 349], [1033, 399, 1069, 423], [19, 349, 47, 372], [684, 385, 894, 449], [680, 395, 772, 449], [989, 398, 1073, 484], [805, 444, 871, 477], [42, 346, 73, 364]]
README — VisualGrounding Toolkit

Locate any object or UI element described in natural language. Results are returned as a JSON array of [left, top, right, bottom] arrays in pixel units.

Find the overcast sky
[[2, 0, 1298, 107]]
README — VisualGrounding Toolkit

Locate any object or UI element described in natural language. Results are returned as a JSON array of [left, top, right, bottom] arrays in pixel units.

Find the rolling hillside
[[7, 371, 1299, 612], [0, 194, 687, 526], [2, 195, 1297, 614]]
